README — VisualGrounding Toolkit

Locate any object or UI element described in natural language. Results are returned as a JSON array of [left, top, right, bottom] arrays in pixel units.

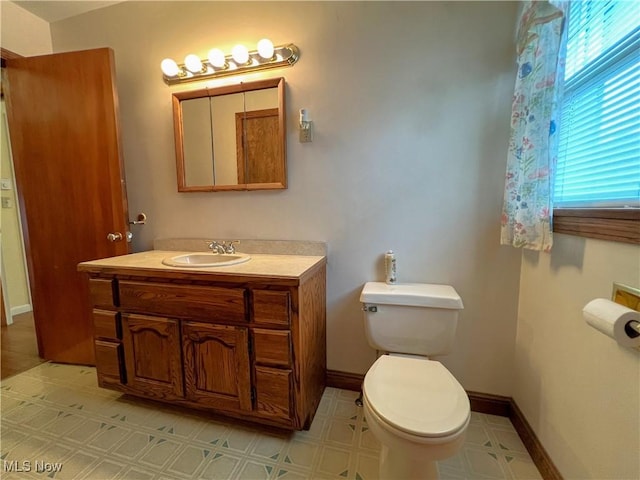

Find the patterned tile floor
[[0, 363, 542, 479]]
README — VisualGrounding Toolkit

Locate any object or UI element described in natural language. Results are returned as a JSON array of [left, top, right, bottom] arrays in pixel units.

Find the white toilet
[[360, 282, 470, 480]]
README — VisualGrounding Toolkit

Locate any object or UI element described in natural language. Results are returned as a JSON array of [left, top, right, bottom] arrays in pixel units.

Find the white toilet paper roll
[[583, 298, 640, 348]]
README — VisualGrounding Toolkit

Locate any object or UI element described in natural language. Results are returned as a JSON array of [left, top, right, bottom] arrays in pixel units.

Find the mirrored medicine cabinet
[[172, 77, 286, 192]]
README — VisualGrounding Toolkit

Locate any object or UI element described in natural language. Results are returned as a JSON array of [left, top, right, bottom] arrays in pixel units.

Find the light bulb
[[184, 54, 202, 73], [257, 38, 274, 60], [160, 58, 180, 77], [208, 48, 226, 68], [231, 44, 249, 65]]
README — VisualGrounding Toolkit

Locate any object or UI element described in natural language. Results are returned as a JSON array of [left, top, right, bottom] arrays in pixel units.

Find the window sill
[[553, 209, 640, 245]]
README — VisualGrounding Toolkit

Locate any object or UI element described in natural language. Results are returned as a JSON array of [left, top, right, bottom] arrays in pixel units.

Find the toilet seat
[[363, 355, 470, 438]]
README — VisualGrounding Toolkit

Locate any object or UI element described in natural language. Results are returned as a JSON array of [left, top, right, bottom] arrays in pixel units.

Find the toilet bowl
[[359, 282, 469, 479], [362, 354, 470, 479]]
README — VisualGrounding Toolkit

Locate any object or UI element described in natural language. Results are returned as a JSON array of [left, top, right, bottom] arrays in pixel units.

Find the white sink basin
[[162, 253, 251, 268]]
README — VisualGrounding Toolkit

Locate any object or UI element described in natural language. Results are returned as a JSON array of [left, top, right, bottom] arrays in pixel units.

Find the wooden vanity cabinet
[[83, 262, 326, 430]]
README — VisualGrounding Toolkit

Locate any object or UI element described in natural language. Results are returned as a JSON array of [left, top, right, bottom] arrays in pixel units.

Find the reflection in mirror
[[173, 77, 286, 192], [181, 97, 214, 185], [236, 106, 282, 184]]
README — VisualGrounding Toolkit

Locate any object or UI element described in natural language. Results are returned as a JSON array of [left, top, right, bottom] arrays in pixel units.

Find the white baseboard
[[11, 304, 32, 316]]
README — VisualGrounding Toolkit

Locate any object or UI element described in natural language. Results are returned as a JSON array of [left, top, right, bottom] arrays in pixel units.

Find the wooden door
[[122, 314, 184, 400], [182, 321, 252, 412], [4, 48, 130, 364], [236, 108, 282, 184]]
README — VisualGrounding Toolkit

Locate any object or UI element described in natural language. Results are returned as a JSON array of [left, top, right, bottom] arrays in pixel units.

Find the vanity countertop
[[78, 250, 326, 282]]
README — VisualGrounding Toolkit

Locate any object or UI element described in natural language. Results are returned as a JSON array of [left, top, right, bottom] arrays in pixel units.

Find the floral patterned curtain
[[500, 1, 565, 252]]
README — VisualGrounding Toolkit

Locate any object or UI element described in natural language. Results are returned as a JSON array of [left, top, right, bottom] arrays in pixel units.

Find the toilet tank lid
[[360, 282, 463, 309]]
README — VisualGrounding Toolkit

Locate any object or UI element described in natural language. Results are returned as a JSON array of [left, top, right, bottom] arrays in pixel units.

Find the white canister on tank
[[384, 250, 397, 284]]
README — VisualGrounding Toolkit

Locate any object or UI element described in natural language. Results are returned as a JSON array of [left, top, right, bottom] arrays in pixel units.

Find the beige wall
[[49, 1, 522, 394], [0, 1, 52, 56], [516, 234, 640, 479]]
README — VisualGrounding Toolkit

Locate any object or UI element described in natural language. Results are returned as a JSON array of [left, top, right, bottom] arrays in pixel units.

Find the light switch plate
[[299, 122, 313, 143], [0, 178, 12, 190]]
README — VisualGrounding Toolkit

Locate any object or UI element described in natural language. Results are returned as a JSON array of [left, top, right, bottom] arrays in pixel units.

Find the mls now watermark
[[3, 460, 63, 473]]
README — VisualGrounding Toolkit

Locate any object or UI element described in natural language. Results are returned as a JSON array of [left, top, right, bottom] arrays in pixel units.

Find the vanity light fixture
[[160, 39, 299, 85], [257, 39, 275, 59], [231, 44, 250, 65], [184, 54, 204, 73], [208, 49, 226, 68]]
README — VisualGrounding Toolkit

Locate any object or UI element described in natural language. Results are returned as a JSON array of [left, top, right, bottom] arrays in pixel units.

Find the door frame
[[0, 48, 32, 327], [0, 99, 33, 323], [1, 236, 9, 326]]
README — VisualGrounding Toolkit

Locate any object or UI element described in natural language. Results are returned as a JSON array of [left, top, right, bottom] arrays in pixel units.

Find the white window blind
[[554, 0, 640, 208]]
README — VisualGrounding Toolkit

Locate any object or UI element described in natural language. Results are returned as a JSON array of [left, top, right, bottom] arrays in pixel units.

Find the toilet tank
[[360, 282, 464, 356]]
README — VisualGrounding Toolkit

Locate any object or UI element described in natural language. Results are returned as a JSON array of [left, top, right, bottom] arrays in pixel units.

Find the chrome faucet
[[207, 240, 239, 254], [225, 240, 240, 254], [207, 241, 226, 254], [224, 241, 239, 254]]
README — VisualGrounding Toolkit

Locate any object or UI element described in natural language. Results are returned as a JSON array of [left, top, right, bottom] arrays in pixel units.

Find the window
[[552, 0, 639, 243]]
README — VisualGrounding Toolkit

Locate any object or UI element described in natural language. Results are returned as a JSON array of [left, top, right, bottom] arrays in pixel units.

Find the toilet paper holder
[[625, 320, 640, 338], [613, 282, 640, 338], [583, 282, 640, 349]]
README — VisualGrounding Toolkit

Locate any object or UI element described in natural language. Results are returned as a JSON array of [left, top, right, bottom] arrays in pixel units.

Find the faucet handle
[[225, 240, 240, 254]]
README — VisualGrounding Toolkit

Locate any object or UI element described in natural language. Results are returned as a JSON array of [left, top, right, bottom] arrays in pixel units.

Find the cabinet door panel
[[122, 314, 183, 399], [182, 322, 251, 412], [255, 366, 292, 421]]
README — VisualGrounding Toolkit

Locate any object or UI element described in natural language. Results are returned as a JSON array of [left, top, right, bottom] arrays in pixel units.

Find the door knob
[[107, 232, 123, 242]]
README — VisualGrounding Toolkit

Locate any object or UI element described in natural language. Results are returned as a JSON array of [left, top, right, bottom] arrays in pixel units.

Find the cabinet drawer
[[93, 310, 120, 340], [94, 340, 124, 382], [254, 366, 292, 421], [119, 281, 247, 323], [253, 329, 291, 367], [253, 290, 290, 326], [89, 278, 117, 308]]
